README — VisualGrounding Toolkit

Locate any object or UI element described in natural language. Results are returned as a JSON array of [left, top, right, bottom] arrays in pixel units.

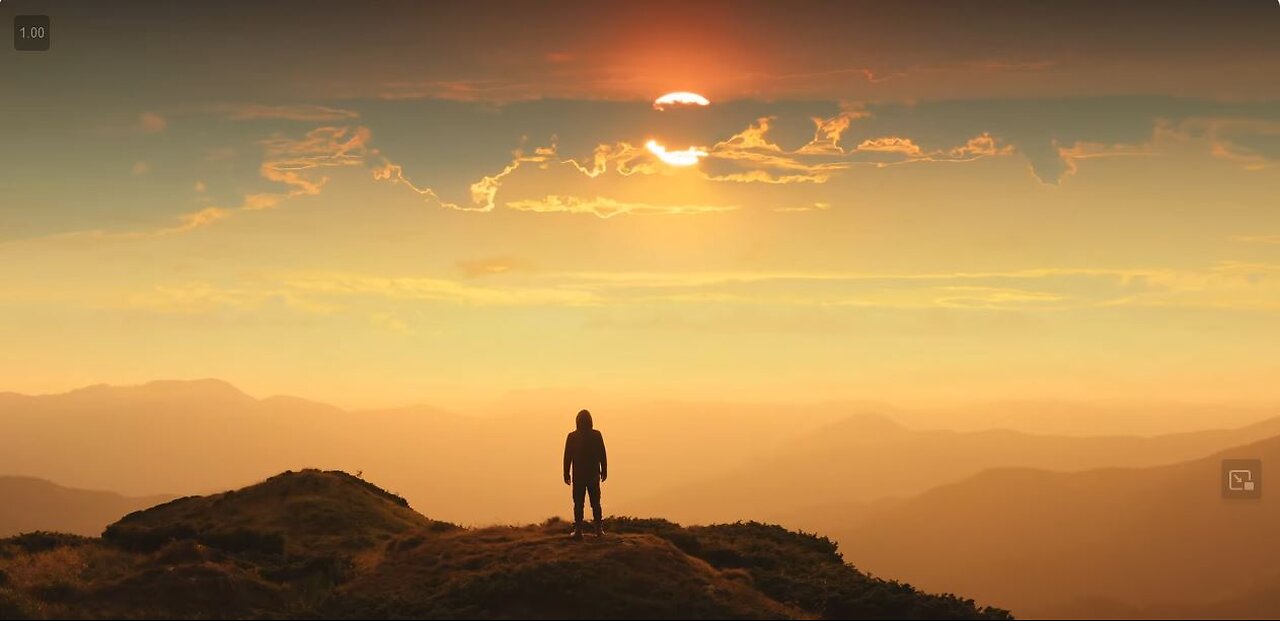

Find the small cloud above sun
[[653, 91, 710, 111]]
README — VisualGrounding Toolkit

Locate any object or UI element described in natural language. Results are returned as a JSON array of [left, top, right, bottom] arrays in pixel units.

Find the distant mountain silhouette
[[4, 380, 1276, 530], [638, 412, 1280, 525], [829, 434, 1280, 619], [0, 380, 846, 524], [0, 470, 1009, 620], [0, 477, 173, 537], [886, 400, 1279, 437]]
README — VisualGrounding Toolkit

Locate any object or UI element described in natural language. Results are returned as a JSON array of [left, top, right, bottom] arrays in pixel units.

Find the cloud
[[456, 257, 531, 278], [217, 103, 361, 122], [932, 286, 1067, 310], [841, 97, 1280, 184], [701, 117, 847, 184], [260, 126, 371, 171], [371, 160, 463, 209], [468, 146, 558, 211], [367, 108, 1015, 217], [138, 112, 167, 134], [27, 125, 374, 242], [1186, 118, 1280, 171], [773, 202, 832, 213], [121, 280, 339, 316], [372, 141, 661, 212], [949, 133, 1013, 158], [1210, 142, 1274, 171], [545, 267, 1144, 289], [855, 136, 923, 155], [61, 96, 1280, 248], [1233, 235, 1280, 245], [141, 125, 372, 237], [540, 262, 1280, 311], [569, 142, 663, 178], [1028, 115, 1280, 183], [1053, 140, 1152, 181], [112, 261, 1280, 319], [506, 195, 737, 218], [701, 114, 1013, 184], [372, 144, 564, 212], [797, 114, 857, 155], [366, 98, 1269, 219], [254, 125, 373, 202], [117, 270, 604, 316], [28, 206, 232, 243], [162, 207, 231, 234], [239, 193, 286, 212], [278, 272, 599, 306], [134, 206, 231, 235], [194, 180, 207, 193]]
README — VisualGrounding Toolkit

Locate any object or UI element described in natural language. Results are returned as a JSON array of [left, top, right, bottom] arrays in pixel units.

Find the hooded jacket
[[563, 410, 608, 482]]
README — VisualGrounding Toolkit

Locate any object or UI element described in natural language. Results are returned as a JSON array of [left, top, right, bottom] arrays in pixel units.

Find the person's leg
[[587, 478, 602, 534], [572, 477, 587, 537]]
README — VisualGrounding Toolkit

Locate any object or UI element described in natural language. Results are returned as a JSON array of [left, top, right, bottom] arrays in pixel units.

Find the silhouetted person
[[563, 409, 607, 539]]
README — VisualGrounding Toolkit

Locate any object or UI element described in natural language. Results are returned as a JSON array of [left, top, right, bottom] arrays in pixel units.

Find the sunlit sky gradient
[[1, 0, 1278, 408]]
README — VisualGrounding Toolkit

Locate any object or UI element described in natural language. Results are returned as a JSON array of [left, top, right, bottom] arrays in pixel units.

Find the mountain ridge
[[831, 431, 1280, 618], [0, 477, 174, 538], [637, 409, 1280, 524]]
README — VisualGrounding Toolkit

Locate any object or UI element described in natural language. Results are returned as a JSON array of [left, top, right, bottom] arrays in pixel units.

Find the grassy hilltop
[[0, 470, 1009, 620]]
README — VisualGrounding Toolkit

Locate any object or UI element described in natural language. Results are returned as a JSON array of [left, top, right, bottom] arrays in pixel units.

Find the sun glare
[[645, 140, 708, 167], [653, 91, 711, 111]]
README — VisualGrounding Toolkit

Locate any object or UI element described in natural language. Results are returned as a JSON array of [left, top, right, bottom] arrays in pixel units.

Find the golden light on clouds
[[653, 91, 710, 111], [645, 140, 708, 166]]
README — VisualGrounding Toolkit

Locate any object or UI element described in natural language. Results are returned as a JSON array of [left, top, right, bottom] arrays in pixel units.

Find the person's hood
[[576, 409, 593, 430]]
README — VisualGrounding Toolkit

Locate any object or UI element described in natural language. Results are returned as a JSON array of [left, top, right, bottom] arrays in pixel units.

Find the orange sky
[[0, 0, 1278, 409]]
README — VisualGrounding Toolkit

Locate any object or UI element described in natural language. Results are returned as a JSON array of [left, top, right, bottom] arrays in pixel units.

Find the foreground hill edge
[[0, 469, 1011, 620]]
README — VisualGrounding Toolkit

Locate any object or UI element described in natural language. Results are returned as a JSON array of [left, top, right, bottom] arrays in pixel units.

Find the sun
[[646, 140, 708, 167], [647, 91, 711, 165], [653, 91, 711, 111]]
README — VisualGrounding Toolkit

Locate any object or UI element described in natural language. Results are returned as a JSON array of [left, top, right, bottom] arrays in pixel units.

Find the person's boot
[[570, 521, 583, 540], [593, 519, 604, 537]]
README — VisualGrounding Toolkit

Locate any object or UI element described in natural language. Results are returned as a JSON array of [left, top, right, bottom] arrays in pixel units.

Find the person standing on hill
[[563, 409, 608, 539]]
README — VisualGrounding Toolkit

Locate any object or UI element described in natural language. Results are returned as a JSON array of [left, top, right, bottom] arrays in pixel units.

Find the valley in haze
[[2, 379, 1277, 619]]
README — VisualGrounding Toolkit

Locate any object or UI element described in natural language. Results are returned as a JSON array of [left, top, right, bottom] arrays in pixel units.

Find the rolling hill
[[0, 477, 173, 537], [0, 470, 1010, 620], [635, 412, 1280, 525], [828, 434, 1280, 618]]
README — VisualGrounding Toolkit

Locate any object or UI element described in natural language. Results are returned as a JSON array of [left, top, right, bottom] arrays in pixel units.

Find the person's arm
[[563, 433, 573, 484], [598, 431, 608, 482]]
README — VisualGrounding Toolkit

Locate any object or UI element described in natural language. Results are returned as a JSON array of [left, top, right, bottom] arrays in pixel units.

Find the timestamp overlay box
[[14, 15, 51, 51]]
